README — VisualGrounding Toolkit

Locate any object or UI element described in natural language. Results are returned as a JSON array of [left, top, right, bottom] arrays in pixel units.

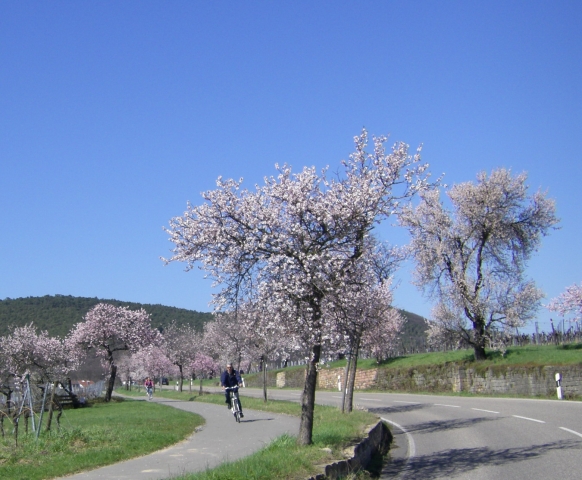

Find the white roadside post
[[555, 372, 563, 399], [338, 375, 342, 392]]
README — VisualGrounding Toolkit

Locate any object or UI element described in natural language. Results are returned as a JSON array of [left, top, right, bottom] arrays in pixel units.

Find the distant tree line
[[0, 295, 214, 338]]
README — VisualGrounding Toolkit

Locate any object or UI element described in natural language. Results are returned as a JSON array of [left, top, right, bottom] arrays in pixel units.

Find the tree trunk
[[298, 343, 321, 445], [344, 337, 360, 413], [199, 378, 203, 395], [46, 382, 57, 431], [178, 365, 184, 392], [261, 355, 268, 402], [473, 344, 487, 361], [105, 363, 117, 402], [472, 322, 488, 361], [340, 351, 352, 413]]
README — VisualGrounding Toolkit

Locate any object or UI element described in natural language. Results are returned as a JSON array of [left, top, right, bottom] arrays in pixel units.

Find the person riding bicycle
[[144, 377, 154, 398], [220, 363, 244, 418]]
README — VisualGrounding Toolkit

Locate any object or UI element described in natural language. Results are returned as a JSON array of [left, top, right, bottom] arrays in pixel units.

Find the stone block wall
[[317, 367, 378, 390], [373, 363, 582, 398]]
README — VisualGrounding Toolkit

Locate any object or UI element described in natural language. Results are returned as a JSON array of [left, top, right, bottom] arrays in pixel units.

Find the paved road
[[57, 396, 299, 480], [233, 388, 582, 480]]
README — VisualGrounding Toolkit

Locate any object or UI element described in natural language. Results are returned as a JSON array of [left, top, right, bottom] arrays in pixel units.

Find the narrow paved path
[[58, 396, 300, 480]]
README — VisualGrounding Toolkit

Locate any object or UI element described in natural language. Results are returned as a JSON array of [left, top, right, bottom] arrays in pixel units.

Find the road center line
[[393, 400, 419, 404], [434, 403, 461, 408], [472, 408, 500, 414], [360, 398, 381, 401], [559, 427, 582, 439], [512, 415, 545, 423]]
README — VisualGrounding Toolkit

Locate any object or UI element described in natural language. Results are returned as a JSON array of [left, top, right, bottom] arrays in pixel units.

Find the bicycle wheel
[[231, 393, 241, 422]]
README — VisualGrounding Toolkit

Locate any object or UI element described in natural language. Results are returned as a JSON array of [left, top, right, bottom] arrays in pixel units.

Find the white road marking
[[560, 427, 582, 439], [360, 397, 381, 401], [393, 400, 419, 404], [434, 403, 461, 408], [512, 415, 545, 423], [381, 417, 416, 478], [472, 408, 500, 414]]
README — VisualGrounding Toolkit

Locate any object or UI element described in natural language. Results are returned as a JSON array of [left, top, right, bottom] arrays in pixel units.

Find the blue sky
[[1, 1, 580, 334]]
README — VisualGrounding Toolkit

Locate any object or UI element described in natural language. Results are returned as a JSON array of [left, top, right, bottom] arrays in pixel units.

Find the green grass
[[119, 388, 380, 480], [0, 398, 204, 480], [235, 344, 582, 386]]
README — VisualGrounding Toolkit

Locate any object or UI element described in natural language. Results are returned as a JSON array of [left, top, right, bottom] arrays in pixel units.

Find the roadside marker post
[[555, 372, 563, 400]]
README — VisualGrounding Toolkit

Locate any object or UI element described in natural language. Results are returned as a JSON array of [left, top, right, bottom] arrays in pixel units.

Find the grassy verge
[[0, 397, 204, 480], [119, 388, 380, 480]]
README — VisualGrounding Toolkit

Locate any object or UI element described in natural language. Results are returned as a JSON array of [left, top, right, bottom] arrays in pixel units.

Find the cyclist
[[144, 377, 154, 399], [220, 363, 244, 418]]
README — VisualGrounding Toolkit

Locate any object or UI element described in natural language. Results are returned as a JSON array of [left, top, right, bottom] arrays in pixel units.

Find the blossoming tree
[[161, 321, 200, 392], [131, 345, 177, 388], [547, 283, 582, 323], [400, 169, 559, 360], [68, 303, 161, 401], [190, 353, 220, 394], [0, 323, 81, 381], [164, 130, 433, 444]]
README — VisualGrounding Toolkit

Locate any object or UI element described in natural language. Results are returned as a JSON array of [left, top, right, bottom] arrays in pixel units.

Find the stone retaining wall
[[317, 368, 378, 390], [251, 363, 582, 398], [314, 363, 582, 398]]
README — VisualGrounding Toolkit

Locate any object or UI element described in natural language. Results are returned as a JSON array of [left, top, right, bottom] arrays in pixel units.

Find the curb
[[307, 420, 393, 480]]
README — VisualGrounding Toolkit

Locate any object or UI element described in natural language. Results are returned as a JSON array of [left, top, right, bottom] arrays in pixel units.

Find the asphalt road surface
[[57, 396, 299, 480], [233, 387, 582, 480]]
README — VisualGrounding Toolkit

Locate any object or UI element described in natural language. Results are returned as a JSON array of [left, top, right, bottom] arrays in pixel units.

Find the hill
[[0, 295, 214, 338], [398, 309, 429, 351], [0, 296, 429, 349]]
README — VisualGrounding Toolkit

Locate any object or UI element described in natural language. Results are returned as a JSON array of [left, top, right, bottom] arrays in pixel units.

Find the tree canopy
[[400, 168, 559, 360]]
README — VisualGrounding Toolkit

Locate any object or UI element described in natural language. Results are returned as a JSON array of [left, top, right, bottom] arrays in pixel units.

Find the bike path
[[58, 396, 300, 480]]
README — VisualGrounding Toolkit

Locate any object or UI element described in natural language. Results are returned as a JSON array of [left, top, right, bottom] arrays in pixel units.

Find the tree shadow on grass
[[382, 439, 581, 479]]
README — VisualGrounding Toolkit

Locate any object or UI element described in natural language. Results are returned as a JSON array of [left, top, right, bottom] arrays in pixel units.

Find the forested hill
[[398, 309, 429, 350], [0, 295, 214, 338]]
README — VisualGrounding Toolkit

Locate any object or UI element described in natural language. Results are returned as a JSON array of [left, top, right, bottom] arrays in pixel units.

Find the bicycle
[[146, 386, 153, 401], [225, 386, 242, 423]]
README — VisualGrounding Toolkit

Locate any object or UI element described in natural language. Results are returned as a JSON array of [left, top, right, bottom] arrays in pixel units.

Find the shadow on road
[[369, 403, 428, 414], [382, 439, 581, 479], [404, 416, 500, 435], [237, 418, 275, 423]]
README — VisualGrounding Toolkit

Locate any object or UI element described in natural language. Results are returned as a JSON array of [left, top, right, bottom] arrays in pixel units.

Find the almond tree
[[0, 324, 81, 381], [164, 130, 433, 444], [0, 324, 84, 432], [360, 307, 404, 362], [400, 169, 558, 360], [68, 303, 161, 401], [234, 298, 294, 402], [190, 354, 220, 394], [131, 345, 177, 388], [161, 321, 200, 392], [547, 283, 582, 323], [329, 274, 403, 412], [202, 313, 250, 369]]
